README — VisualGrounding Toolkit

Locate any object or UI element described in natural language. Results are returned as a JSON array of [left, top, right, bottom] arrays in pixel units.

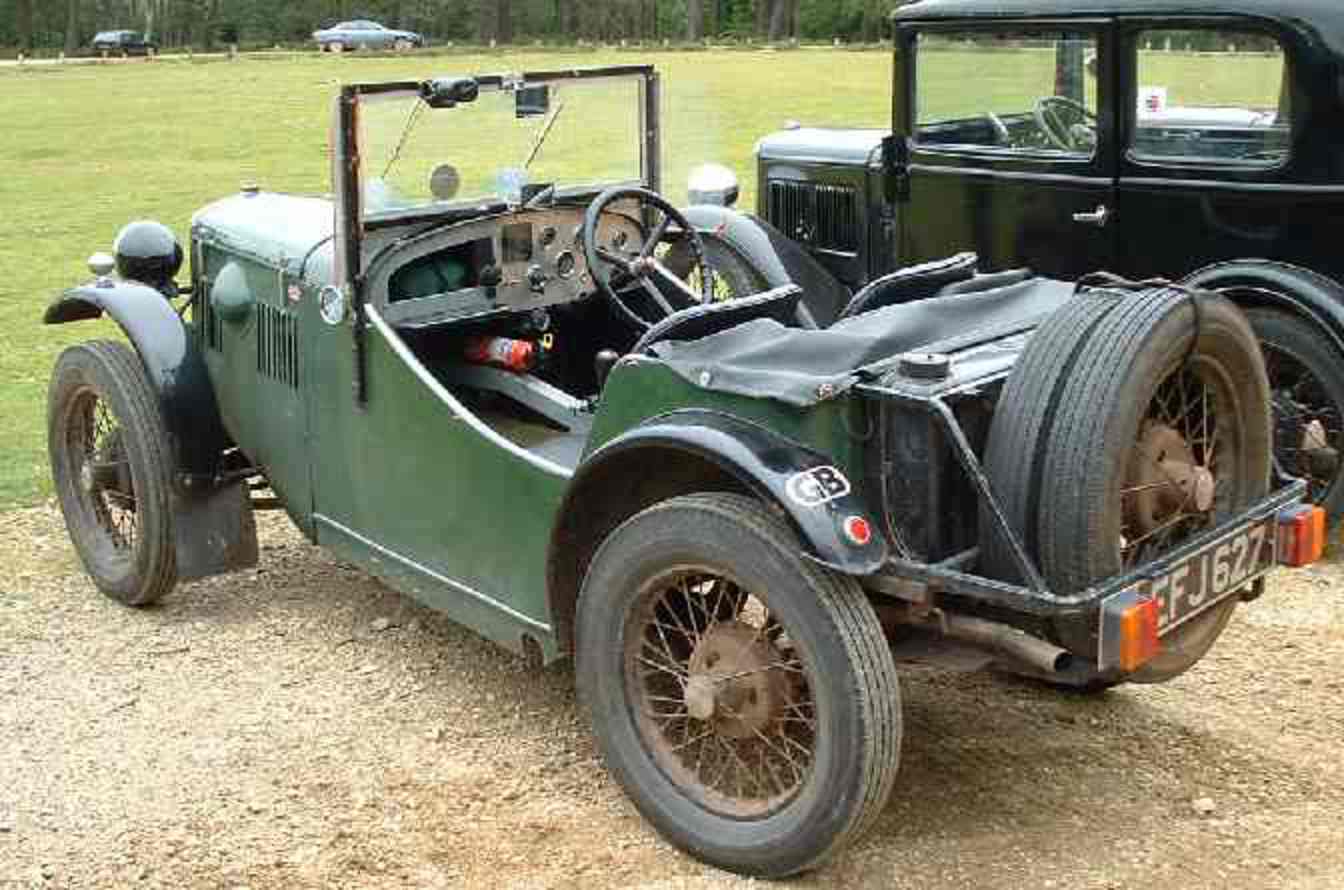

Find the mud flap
[[173, 482, 258, 581]]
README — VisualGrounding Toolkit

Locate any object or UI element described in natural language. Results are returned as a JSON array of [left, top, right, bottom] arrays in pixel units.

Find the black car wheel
[[1243, 308, 1344, 522], [49, 340, 177, 606], [576, 493, 901, 878]]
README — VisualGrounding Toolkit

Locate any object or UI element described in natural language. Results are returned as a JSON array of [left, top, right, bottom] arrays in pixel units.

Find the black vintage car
[[691, 0, 1344, 521]]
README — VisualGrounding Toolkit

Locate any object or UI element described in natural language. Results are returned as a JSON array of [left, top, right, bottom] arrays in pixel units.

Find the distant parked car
[[90, 30, 157, 56], [312, 20, 423, 52]]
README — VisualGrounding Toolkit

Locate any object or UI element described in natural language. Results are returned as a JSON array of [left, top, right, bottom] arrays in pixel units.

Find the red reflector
[[1278, 505, 1326, 567], [1118, 596, 1162, 673], [842, 516, 872, 547]]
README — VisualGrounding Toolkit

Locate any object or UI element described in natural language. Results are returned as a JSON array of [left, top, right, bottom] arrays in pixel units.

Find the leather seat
[[632, 284, 804, 353]]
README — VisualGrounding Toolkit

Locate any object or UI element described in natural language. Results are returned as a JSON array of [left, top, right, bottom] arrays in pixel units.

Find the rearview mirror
[[515, 84, 551, 119], [420, 77, 479, 109]]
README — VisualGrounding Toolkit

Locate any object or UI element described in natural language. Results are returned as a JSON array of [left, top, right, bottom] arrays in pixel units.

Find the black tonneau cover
[[648, 278, 1076, 406]]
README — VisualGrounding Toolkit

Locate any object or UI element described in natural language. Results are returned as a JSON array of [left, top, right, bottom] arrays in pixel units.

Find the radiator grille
[[767, 180, 860, 253], [256, 303, 299, 388], [197, 285, 222, 351]]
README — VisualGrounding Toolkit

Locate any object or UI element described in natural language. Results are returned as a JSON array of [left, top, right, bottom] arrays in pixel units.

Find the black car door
[[1113, 19, 1328, 280], [895, 20, 1118, 277]]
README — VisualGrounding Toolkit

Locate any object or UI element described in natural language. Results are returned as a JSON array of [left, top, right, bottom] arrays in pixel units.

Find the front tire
[[576, 493, 901, 877], [48, 340, 177, 606]]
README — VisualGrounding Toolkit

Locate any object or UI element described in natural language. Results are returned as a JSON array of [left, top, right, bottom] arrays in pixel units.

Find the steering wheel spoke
[[640, 216, 673, 260], [582, 186, 710, 331]]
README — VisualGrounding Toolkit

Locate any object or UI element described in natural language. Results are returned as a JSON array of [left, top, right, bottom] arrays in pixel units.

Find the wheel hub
[[1127, 422, 1216, 534], [684, 621, 790, 740]]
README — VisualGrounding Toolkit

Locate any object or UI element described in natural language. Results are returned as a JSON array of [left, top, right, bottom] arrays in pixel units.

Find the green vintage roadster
[[43, 65, 1325, 877]]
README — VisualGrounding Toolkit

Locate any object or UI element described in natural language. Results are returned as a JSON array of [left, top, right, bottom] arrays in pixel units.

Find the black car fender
[[574, 409, 886, 575], [546, 409, 887, 652], [682, 205, 853, 326], [1183, 259, 1344, 357], [44, 281, 228, 481]]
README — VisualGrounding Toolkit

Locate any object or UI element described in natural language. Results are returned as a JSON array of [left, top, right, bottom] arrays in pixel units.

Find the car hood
[[756, 128, 887, 166], [192, 192, 336, 284]]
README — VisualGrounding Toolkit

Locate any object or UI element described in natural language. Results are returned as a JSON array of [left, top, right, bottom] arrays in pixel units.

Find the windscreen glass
[[358, 75, 644, 220]]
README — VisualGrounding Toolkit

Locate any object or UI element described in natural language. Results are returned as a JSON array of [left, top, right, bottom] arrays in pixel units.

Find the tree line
[[3, 1, 902, 53]]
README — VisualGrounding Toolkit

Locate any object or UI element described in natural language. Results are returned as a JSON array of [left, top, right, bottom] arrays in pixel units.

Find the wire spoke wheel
[[626, 569, 816, 818], [61, 386, 141, 559], [1120, 360, 1239, 572], [1262, 340, 1343, 505], [48, 340, 177, 606], [577, 493, 901, 877]]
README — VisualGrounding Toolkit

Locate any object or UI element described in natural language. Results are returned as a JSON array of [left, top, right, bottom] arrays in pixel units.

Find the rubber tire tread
[[981, 290, 1125, 581], [1242, 306, 1344, 522], [575, 493, 901, 878], [1035, 291, 1268, 682], [49, 340, 177, 606]]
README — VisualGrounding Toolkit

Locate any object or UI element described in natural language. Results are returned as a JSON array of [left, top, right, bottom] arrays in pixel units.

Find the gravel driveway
[[2, 504, 1342, 889]]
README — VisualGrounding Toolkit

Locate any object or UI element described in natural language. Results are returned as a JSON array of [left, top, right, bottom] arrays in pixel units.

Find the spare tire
[[981, 290, 1125, 582], [987, 287, 1271, 685]]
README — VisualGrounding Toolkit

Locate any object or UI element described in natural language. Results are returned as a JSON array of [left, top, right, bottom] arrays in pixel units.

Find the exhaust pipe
[[939, 614, 1074, 674]]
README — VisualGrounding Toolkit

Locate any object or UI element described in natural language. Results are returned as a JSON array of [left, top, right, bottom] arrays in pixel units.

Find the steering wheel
[[582, 186, 710, 330], [1034, 96, 1097, 152]]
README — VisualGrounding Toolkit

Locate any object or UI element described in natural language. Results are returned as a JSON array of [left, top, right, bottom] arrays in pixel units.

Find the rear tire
[[48, 341, 177, 606], [576, 493, 901, 877]]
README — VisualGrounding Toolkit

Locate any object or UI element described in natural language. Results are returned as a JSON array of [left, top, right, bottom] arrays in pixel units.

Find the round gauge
[[555, 251, 577, 279], [611, 230, 630, 250], [539, 225, 558, 247]]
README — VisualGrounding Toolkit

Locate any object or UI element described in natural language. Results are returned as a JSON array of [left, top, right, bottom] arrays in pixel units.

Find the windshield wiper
[[522, 98, 567, 171]]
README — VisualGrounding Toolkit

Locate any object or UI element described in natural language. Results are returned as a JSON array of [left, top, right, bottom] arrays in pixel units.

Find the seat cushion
[[837, 253, 979, 321]]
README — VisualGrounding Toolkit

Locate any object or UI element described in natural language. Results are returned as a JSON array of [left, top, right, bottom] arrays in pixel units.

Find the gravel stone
[[3, 504, 1344, 888]]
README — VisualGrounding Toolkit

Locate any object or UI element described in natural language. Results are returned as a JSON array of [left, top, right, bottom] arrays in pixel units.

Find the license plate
[[1135, 517, 1276, 635]]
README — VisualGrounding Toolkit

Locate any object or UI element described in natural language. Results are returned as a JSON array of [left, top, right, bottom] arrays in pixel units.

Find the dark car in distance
[[90, 30, 157, 56], [312, 20, 424, 52], [696, 0, 1344, 522]]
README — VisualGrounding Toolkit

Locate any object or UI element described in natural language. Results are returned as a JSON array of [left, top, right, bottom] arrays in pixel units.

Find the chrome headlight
[[687, 163, 740, 208]]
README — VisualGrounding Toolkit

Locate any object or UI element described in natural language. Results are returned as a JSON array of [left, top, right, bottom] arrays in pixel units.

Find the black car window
[[914, 29, 1099, 159], [1130, 28, 1290, 167]]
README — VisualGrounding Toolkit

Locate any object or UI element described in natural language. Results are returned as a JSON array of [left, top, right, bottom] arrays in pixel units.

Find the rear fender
[[576, 410, 887, 575], [682, 206, 852, 327], [44, 281, 228, 481], [1183, 259, 1344, 355]]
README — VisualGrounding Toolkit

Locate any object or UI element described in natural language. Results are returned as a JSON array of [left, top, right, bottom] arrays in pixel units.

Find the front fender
[[683, 205, 852, 327], [580, 409, 888, 576], [1183, 259, 1344, 356], [44, 281, 227, 479]]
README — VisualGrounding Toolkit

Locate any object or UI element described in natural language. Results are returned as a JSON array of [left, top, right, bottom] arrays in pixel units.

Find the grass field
[[0, 47, 1280, 507]]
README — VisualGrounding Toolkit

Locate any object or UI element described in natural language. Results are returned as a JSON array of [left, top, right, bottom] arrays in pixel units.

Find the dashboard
[[375, 206, 645, 329]]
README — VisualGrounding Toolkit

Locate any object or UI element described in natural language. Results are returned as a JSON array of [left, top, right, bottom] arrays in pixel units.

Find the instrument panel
[[377, 206, 645, 329]]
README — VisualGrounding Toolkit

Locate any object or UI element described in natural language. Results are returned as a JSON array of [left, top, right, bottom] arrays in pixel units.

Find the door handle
[[1073, 205, 1111, 228]]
